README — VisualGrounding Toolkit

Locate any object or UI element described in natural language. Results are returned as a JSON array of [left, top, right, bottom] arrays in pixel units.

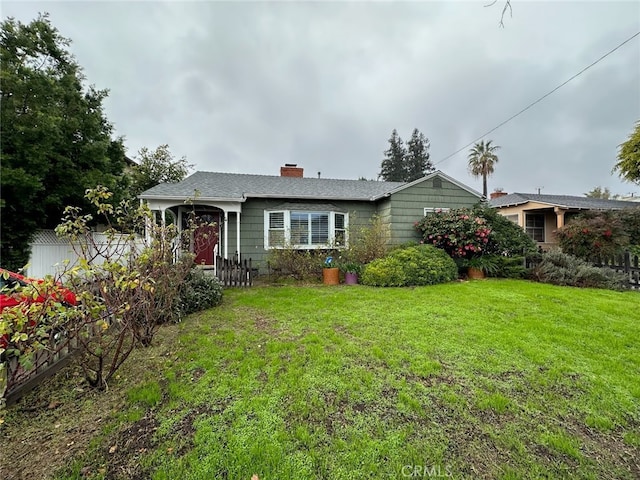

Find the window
[[264, 210, 348, 249], [334, 213, 346, 246], [525, 213, 545, 242], [504, 214, 519, 224], [424, 207, 450, 216], [268, 212, 285, 247]]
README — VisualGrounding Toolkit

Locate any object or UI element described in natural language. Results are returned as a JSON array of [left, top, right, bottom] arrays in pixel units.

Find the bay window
[[265, 210, 348, 249]]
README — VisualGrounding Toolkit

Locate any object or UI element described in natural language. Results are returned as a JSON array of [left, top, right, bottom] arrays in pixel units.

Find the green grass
[[13, 279, 640, 479]]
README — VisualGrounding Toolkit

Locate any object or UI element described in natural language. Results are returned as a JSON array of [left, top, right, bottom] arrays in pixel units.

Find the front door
[[194, 213, 219, 265]]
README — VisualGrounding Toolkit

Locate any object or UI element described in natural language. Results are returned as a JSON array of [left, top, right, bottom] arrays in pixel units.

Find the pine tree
[[405, 128, 434, 182], [379, 129, 407, 182]]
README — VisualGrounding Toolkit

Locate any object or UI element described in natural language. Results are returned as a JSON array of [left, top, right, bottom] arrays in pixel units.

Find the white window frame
[[264, 210, 349, 249], [424, 207, 451, 216]]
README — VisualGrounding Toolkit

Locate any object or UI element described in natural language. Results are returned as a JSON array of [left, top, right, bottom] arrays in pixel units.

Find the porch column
[[554, 207, 566, 229], [224, 212, 229, 259], [236, 212, 241, 260]]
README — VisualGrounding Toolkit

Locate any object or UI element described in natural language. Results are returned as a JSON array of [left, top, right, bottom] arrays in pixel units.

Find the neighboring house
[[489, 192, 636, 249], [138, 164, 482, 270]]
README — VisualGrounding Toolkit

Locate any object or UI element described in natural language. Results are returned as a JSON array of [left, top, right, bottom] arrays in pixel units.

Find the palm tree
[[468, 140, 500, 198]]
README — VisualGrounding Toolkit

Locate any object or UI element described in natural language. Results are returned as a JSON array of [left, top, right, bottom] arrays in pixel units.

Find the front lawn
[[2, 280, 639, 479]]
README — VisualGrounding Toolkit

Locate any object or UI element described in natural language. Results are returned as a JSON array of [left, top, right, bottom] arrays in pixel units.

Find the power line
[[435, 30, 640, 166]]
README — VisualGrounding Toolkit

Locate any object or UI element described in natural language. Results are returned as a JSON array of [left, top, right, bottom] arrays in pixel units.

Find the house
[[138, 165, 483, 270], [489, 192, 636, 249]]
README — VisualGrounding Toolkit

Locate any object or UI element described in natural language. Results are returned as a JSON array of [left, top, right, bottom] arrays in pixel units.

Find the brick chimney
[[490, 190, 508, 199], [280, 164, 304, 177]]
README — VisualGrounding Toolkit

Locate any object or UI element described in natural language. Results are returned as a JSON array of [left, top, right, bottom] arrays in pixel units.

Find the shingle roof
[[140, 171, 407, 201], [490, 193, 636, 210]]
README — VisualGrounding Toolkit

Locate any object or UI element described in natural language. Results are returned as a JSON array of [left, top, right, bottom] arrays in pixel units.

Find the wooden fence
[[2, 331, 76, 406], [591, 251, 640, 290], [215, 255, 254, 287]]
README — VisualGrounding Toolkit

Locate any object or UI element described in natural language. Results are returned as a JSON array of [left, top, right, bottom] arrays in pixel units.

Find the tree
[[0, 14, 126, 271], [585, 186, 615, 199], [379, 129, 407, 182], [379, 128, 432, 182], [405, 128, 434, 182], [468, 140, 500, 198], [613, 121, 640, 185], [129, 144, 193, 196]]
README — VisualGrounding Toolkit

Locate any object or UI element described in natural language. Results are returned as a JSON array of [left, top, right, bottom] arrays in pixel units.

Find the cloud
[[3, 0, 640, 196]]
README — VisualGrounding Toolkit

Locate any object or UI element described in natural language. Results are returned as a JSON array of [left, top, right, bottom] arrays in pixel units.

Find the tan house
[[489, 192, 636, 249]]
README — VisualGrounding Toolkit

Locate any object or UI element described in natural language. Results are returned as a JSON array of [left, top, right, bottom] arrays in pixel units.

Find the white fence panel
[[27, 230, 146, 278]]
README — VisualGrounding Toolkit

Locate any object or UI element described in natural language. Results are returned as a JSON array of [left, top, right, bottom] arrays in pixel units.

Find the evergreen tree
[[379, 129, 406, 182], [0, 14, 127, 270], [405, 128, 434, 182]]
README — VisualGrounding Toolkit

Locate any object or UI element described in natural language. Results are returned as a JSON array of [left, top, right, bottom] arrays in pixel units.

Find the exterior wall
[[385, 177, 481, 245], [239, 198, 377, 271], [494, 203, 561, 249]]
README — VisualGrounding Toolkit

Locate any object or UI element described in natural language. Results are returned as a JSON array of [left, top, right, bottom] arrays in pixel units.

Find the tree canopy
[[614, 121, 640, 185], [129, 144, 193, 196], [585, 186, 615, 199], [379, 128, 433, 182], [0, 14, 127, 271], [468, 140, 500, 198]]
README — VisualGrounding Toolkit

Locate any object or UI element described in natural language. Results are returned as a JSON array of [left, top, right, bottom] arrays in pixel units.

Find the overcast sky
[[4, 1, 640, 197]]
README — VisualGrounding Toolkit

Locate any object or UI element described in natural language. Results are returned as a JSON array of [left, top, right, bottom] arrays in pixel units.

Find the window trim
[[424, 207, 451, 216], [264, 210, 349, 249]]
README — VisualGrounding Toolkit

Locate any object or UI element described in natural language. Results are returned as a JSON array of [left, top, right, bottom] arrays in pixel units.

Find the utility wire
[[435, 30, 640, 166]]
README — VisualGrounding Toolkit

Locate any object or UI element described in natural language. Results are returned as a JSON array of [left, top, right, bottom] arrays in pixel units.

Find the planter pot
[[344, 272, 359, 285], [467, 267, 485, 280], [322, 267, 340, 285]]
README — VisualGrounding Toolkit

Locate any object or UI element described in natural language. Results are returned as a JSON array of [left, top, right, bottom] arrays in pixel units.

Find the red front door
[[194, 213, 219, 265]]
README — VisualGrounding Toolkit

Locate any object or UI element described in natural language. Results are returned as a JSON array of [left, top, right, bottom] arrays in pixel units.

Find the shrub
[[416, 208, 493, 258], [362, 244, 458, 287], [343, 214, 390, 265], [476, 205, 537, 257], [556, 211, 629, 260], [530, 250, 628, 290], [266, 247, 323, 280], [415, 204, 536, 278], [177, 268, 224, 317]]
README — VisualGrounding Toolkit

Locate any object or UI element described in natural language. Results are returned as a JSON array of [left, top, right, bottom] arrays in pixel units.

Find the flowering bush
[[415, 209, 494, 258], [556, 211, 628, 260]]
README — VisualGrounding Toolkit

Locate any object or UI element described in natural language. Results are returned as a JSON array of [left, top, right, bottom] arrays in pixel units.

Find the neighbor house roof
[[490, 193, 635, 210], [139, 170, 482, 202]]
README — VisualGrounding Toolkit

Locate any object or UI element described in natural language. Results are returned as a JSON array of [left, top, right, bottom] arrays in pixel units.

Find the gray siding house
[[139, 165, 482, 270]]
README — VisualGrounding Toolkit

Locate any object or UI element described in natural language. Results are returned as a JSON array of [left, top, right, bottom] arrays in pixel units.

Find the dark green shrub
[[177, 268, 224, 317], [476, 205, 537, 257], [362, 244, 458, 287], [531, 250, 627, 290]]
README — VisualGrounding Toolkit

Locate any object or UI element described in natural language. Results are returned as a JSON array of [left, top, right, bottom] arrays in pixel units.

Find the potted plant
[[341, 262, 362, 285], [463, 255, 500, 280], [322, 256, 340, 285]]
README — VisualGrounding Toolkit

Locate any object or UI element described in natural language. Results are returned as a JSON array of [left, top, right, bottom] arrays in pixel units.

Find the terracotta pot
[[344, 272, 359, 285], [467, 267, 485, 280], [322, 267, 340, 285]]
